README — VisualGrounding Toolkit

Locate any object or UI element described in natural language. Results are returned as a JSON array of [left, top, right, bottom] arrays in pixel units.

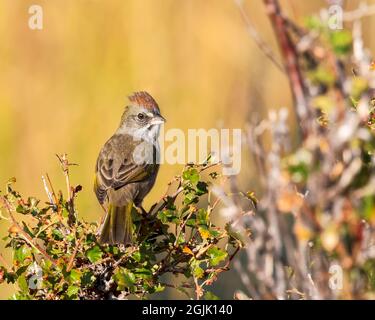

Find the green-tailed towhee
[[94, 92, 165, 244]]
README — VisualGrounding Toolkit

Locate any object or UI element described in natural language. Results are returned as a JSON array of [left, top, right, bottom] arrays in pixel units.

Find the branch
[[263, 0, 313, 136], [66, 239, 80, 272], [235, 0, 285, 73]]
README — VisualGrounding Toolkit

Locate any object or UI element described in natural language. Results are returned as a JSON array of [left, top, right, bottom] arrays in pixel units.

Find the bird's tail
[[98, 202, 133, 245]]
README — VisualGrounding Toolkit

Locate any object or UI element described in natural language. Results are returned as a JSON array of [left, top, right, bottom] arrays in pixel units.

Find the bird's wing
[[94, 136, 156, 203]]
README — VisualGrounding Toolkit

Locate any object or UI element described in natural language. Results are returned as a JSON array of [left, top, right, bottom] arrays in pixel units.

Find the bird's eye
[[137, 113, 145, 120]]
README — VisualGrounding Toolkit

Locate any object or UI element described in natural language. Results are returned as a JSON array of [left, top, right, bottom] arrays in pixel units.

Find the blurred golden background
[[0, 0, 374, 299]]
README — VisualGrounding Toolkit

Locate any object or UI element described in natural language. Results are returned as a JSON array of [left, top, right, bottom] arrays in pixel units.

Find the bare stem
[[235, 0, 285, 73], [46, 173, 58, 206]]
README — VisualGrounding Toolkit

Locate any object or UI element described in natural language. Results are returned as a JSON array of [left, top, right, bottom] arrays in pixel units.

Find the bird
[[94, 92, 165, 245]]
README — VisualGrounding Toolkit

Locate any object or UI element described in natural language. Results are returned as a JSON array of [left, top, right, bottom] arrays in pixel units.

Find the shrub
[[0, 155, 244, 300]]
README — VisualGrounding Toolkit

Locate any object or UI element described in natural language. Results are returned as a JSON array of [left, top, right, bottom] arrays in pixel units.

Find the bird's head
[[117, 91, 166, 140]]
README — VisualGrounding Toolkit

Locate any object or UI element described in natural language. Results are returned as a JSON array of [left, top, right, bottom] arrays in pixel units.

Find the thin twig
[[1, 196, 58, 266], [56, 154, 77, 201], [42, 175, 55, 207], [174, 209, 195, 247], [46, 173, 58, 206], [66, 239, 81, 272], [35, 220, 60, 238], [198, 161, 222, 173], [235, 0, 285, 73], [194, 276, 201, 300]]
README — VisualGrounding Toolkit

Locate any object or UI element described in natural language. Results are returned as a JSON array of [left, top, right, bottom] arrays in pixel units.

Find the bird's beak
[[150, 115, 166, 125]]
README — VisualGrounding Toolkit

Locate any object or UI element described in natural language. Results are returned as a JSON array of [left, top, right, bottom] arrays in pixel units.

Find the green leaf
[[52, 229, 64, 240], [68, 269, 82, 284], [196, 181, 208, 196], [351, 77, 369, 100], [157, 209, 179, 224], [114, 268, 136, 291], [81, 271, 95, 287], [67, 285, 79, 298], [186, 218, 196, 227], [16, 265, 28, 277], [132, 251, 141, 262], [196, 209, 208, 226], [183, 192, 198, 205], [134, 267, 153, 280], [14, 246, 32, 264], [86, 245, 103, 263], [199, 226, 221, 240], [193, 266, 204, 279], [191, 259, 204, 279], [10, 292, 31, 300], [154, 283, 165, 293], [3, 270, 17, 284], [330, 30, 352, 55], [183, 168, 200, 184], [176, 232, 185, 245], [62, 207, 69, 218], [85, 233, 97, 244], [17, 275, 29, 292], [207, 246, 227, 266], [16, 205, 28, 214], [308, 67, 335, 87]]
